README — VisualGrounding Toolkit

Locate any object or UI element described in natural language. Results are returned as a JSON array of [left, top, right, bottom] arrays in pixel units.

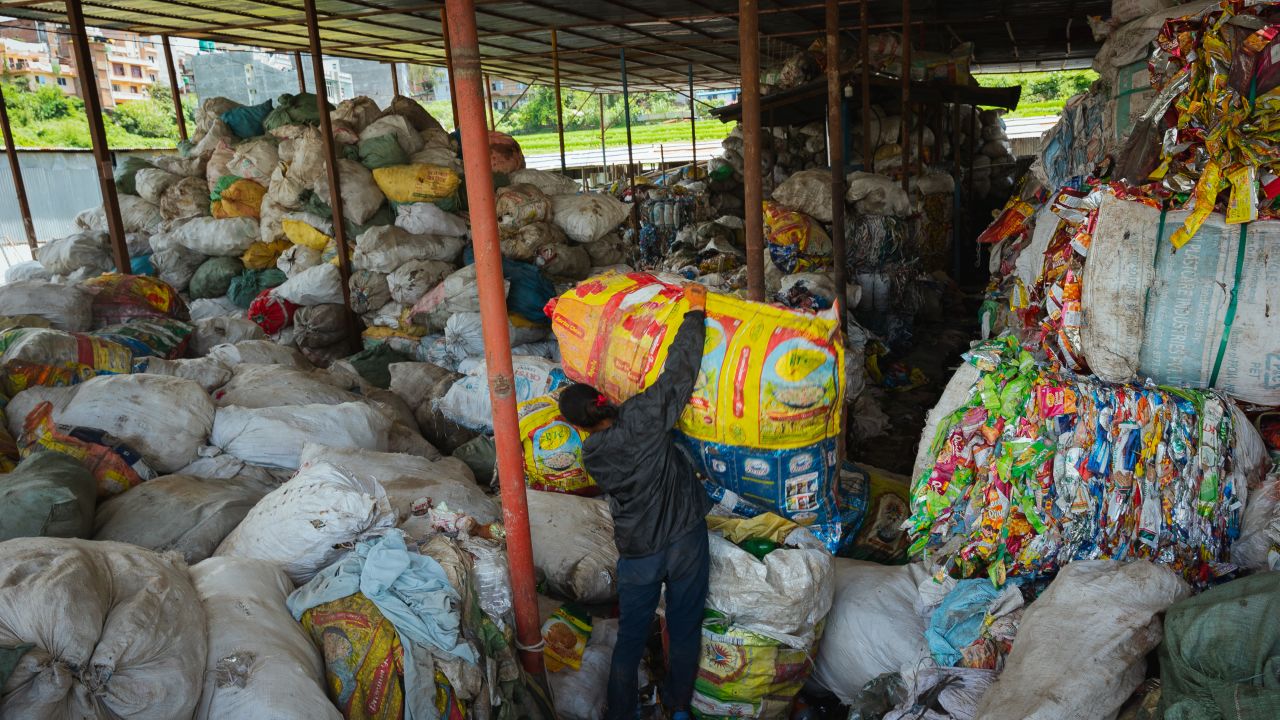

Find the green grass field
[[1004, 99, 1069, 119], [510, 119, 733, 155]]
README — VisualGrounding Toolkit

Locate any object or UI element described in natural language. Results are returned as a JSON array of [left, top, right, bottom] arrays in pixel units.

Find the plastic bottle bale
[[0, 537, 208, 719], [496, 182, 552, 230], [294, 304, 349, 349], [550, 193, 631, 243], [93, 474, 270, 564], [518, 391, 598, 497], [549, 272, 848, 550], [372, 163, 461, 204], [189, 256, 246, 300], [0, 281, 93, 332], [0, 451, 97, 541], [489, 130, 526, 173], [386, 259, 453, 305], [192, 557, 342, 720]]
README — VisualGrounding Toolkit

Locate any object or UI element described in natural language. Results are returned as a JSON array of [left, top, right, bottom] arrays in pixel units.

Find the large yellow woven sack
[[212, 179, 266, 219], [241, 238, 292, 270], [517, 391, 597, 497], [371, 164, 461, 204], [282, 218, 331, 251], [548, 272, 842, 450], [549, 272, 848, 550]]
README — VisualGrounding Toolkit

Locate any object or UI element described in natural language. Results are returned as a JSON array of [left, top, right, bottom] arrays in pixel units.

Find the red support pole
[[0, 83, 37, 254], [303, 0, 356, 344], [826, 0, 846, 328], [66, 0, 128, 273], [162, 36, 188, 143], [445, 0, 545, 677], [740, 0, 765, 301]]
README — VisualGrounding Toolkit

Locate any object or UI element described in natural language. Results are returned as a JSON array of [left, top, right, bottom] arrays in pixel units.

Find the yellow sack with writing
[[518, 391, 597, 496], [372, 164, 461, 204]]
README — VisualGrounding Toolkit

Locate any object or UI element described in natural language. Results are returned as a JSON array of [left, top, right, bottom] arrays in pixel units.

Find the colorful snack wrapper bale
[[548, 272, 847, 551], [518, 391, 598, 496], [0, 328, 133, 396], [80, 274, 189, 325], [761, 201, 831, 273], [908, 335, 1262, 586], [92, 318, 193, 360], [19, 401, 155, 497]]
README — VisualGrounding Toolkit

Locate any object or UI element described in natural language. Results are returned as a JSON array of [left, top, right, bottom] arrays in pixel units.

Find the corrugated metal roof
[[0, 0, 1111, 91]]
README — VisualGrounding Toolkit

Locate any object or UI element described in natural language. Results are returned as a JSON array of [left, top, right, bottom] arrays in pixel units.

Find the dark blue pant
[[605, 526, 710, 720]]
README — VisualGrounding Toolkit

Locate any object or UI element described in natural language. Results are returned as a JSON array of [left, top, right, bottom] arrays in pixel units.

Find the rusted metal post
[[0, 84, 37, 254], [899, 0, 911, 192], [826, 0, 846, 327], [599, 93, 607, 170], [740, 0, 765, 301], [620, 49, 638, 233], [161, 36, 188, 143], [552, 29, 567, 173], [688, 63, 697, 174], [441, 11, 460, 130], [294, 51, 307, 92], [445, 0, 546, 677], [390, 62, 400, 96], [67, 0, 128, 272], [484, 72, 495, 130], [302, 0, 355, 336], [860, 0, 872, 168]]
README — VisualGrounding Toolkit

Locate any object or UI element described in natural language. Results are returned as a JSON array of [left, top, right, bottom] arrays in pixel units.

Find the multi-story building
[[1, 36, 78, 96], [0, 19, 171, 109]]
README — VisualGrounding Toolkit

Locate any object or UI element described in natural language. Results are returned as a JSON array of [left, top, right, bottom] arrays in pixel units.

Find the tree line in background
[[1, 79, 197, 149]]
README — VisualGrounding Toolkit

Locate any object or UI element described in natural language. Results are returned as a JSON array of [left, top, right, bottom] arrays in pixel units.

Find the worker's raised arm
[[624, 283, 708, 432]]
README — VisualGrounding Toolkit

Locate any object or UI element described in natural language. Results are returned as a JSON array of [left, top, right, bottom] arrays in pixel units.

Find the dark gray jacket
[[581, 310, 712, 558]]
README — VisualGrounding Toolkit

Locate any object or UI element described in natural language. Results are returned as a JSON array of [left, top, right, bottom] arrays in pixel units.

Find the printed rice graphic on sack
[[518, 390, 598, 497], [547, 272, 848, 550]]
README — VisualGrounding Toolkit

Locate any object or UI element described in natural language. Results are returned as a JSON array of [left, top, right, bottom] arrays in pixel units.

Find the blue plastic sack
[[684, 436, 855, 552], [130, 253, 155, 276], [461, 250, 556, 325], [221, 99, 274, 139], [925, 580, 1004, 666]]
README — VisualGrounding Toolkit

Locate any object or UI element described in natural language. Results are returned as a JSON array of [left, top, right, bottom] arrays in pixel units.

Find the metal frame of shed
[[0, 0, 1111, 675]]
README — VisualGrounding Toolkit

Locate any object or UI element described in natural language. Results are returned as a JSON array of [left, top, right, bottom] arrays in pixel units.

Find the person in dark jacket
[[558, 282, 713, 720]]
